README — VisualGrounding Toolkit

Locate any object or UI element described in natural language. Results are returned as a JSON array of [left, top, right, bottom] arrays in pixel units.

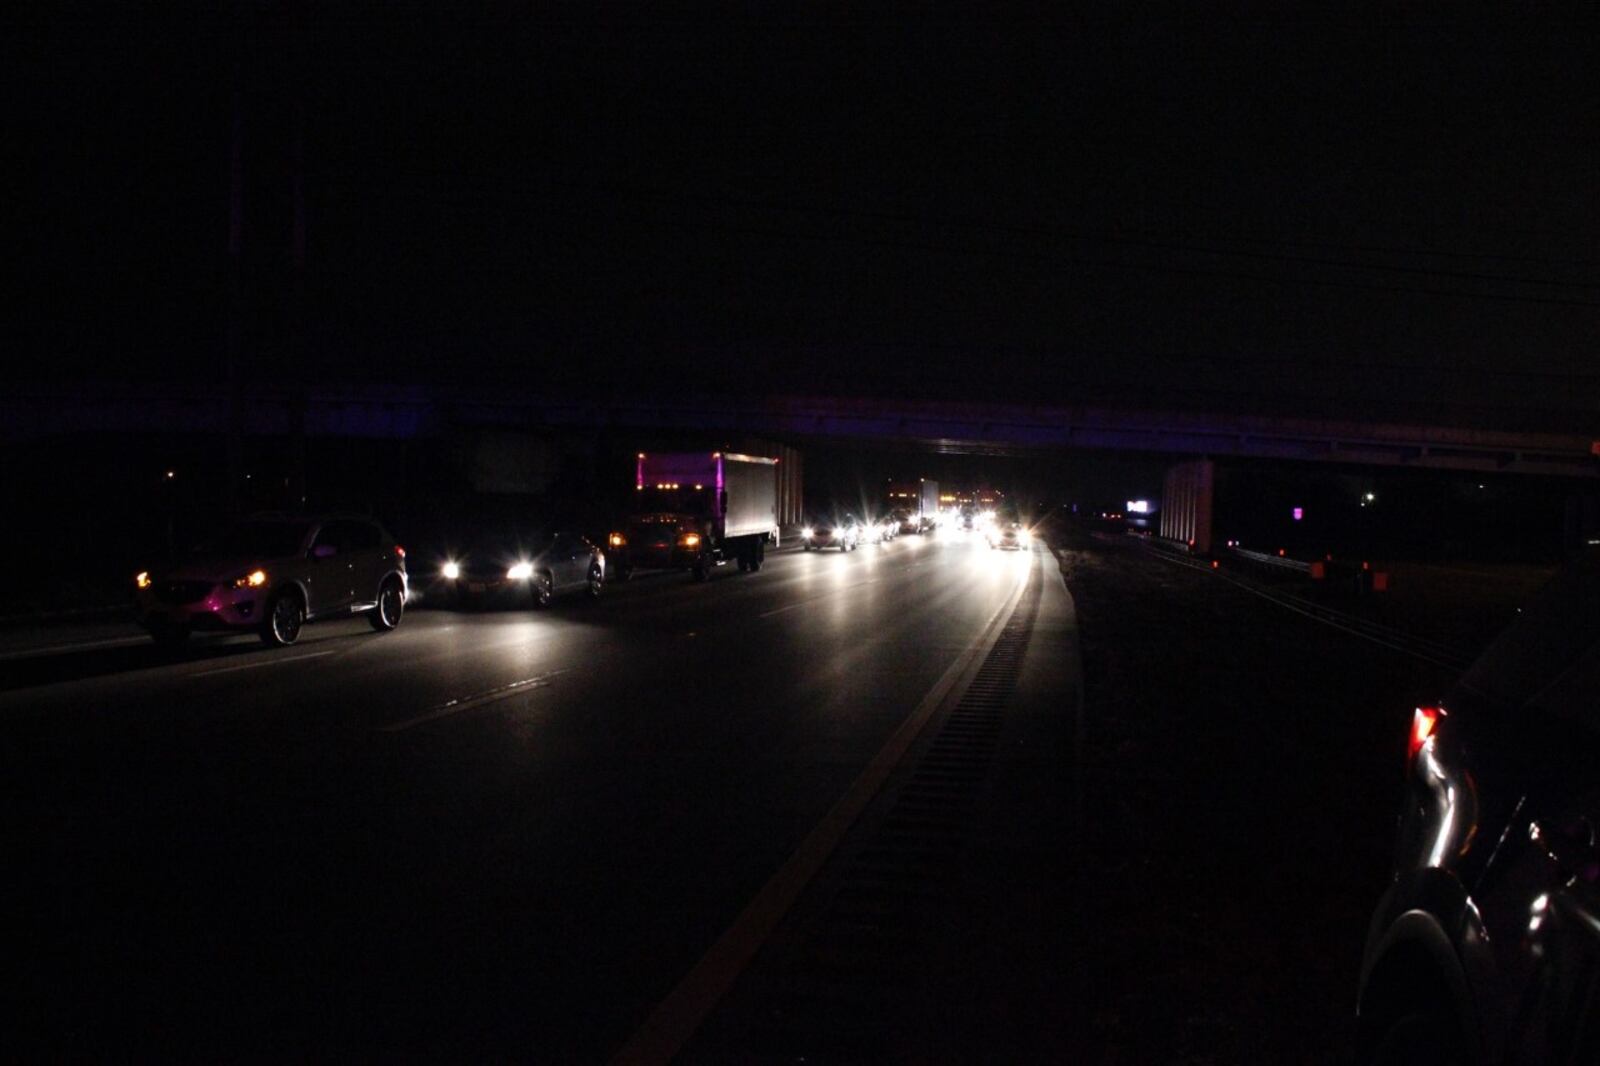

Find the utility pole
[[226, 19, 246, 520], [288, 11, 309, 512]]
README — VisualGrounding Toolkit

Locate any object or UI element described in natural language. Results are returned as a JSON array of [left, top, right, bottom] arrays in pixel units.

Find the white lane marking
[[613, 553, 1033, 1065], [0, 635, 149, 661], [189, 649, 340, 677], [375, 669, 568, 733]]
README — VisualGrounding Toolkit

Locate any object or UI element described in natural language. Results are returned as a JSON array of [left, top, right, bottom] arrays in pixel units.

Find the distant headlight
[[608, 532, 626, 548], [135, 571, 152, 589], [680, 533, 702, 549], [442, 561, 461, 580], [232, 569, 268, 589], [507, 562, 533, 580], [802, 527, 814, 540]]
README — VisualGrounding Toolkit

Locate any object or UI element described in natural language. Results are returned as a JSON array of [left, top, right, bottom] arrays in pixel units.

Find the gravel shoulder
[[1055, 528, 1463, 1063]]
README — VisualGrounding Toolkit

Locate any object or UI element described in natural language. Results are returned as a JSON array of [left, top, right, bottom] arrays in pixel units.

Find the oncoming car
[[801, 516, 861, 552], [432, 529, 605, 608], [987, 520, 1031, 550], [134, 514, 408, 648]]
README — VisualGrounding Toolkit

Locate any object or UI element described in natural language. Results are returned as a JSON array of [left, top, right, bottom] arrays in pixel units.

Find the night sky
[[9, 7, 1598, 430]]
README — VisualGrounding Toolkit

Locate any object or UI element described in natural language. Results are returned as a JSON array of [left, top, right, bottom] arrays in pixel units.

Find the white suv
[[134, 514, 409, 647]]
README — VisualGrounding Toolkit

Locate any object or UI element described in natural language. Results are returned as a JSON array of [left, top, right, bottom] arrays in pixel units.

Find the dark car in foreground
[[429, 528, 604, 608], [134, 514, 408, 647], [1357, 547, 1600, 1065]]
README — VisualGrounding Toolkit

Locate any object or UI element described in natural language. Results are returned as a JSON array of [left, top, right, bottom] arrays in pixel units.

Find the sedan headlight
[[232, 569, 268, 589], [442, 561, 461, 580], [507, 562, 533, 580]]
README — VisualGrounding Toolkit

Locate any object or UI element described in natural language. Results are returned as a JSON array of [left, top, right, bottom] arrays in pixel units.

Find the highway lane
[[4, 531, 1038, 1058]]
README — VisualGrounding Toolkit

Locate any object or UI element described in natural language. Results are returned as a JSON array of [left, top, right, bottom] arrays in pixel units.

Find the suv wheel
[[262, 591, 305, 647], [587, 564, 604, 598], [532, 571, 555, 609], [369, 578, 404, 631]]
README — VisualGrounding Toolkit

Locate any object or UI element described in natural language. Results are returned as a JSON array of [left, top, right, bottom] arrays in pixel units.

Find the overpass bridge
[[10, 383, 1596, 557], [7, 383, 1597, 479]]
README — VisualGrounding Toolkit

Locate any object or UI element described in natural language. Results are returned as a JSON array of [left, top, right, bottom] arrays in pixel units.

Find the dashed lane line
[[0, 635, 150, 661], [375, 669, 568, 733], [188, 649, 341, 677], [756, 577, 883, 618]]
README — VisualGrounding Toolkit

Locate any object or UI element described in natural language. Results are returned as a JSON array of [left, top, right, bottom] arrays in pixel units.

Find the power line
[[550, 179, 1600, 290], [515, 210, 1600, 310]]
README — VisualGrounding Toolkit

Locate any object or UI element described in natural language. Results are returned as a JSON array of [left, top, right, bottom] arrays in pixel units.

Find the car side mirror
[[312, 544, 338, 560]]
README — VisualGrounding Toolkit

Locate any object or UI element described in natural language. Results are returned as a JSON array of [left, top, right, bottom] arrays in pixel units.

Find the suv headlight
[[232, 569, 268, 589], [507, 562, 533, 580]]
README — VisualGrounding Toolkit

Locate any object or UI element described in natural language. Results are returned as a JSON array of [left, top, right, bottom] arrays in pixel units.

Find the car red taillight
[[395, 545, 406, 559], [1409, 706, 1444, 763]]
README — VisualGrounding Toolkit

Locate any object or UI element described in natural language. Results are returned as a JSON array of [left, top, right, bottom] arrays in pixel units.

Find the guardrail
[[1119, 536, 1468, 671], [1229, 546, 1312, 573]]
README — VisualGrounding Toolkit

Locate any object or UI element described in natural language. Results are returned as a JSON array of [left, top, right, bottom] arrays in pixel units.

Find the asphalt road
[[4, 532, 1040, 1059]]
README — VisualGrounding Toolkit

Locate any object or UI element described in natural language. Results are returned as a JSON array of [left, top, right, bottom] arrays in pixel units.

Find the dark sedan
[[1356, 546, 1600, 1065], [428, 528, 604, 608], [986, 520, 1031, 550], [800, 516, 861, 552]]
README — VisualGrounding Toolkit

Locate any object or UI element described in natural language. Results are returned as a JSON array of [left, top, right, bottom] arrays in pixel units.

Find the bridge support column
[[1160, 458, 1215, 554]]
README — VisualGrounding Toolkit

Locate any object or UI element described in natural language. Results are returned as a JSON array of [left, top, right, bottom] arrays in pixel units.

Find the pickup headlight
[[507, 562, 533, 580], [232, 569, 268, 589]]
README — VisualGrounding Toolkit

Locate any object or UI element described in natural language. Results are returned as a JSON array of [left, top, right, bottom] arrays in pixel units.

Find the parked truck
[[609, 452, 780, 581], [886, 479, 941, 533]]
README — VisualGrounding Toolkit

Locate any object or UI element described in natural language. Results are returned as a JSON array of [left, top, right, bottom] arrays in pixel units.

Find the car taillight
[[395, 545, 406, 559], [1409, 706, 1444, 763]]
